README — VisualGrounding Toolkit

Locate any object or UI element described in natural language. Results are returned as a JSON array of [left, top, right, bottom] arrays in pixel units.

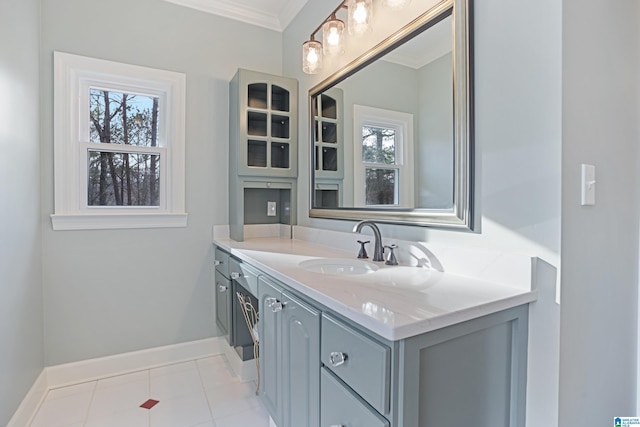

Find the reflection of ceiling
[[382, 16, 452, 69], [163, 0, 308, 31]]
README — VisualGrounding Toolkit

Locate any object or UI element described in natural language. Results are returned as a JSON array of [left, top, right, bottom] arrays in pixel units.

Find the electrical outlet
[[267, 201, 277, 216], [581, 164, 596, 206]]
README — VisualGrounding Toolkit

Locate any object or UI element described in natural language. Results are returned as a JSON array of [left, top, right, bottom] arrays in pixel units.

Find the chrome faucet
[[352, 220, 384, 262]]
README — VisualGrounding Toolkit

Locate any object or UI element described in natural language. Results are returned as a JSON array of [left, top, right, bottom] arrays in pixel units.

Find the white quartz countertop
[[214, 236, 537, 341]]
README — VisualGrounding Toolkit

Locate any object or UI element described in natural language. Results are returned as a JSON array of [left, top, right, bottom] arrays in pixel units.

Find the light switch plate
[[581, 164, 596, 206], [267, 201, 277, 216]]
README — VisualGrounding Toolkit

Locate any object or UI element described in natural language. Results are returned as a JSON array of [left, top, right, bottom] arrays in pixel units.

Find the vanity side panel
[[398, 305, 528, 427]]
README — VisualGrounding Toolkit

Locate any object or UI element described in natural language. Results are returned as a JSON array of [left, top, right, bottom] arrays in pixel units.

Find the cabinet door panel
[[282, 292, 320, 427], [214, 271, 231, 344], [258, 277, 283, 426]]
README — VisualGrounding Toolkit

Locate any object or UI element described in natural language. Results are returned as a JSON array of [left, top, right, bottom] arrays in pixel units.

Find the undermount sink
[[298, 258, 379, 275]]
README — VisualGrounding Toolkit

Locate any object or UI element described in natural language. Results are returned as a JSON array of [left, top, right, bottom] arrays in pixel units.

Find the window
[[353, 105, 414, 208], [52, 52, 187, 230]]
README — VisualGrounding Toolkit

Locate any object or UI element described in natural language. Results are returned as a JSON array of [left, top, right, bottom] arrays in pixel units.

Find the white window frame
[[52, 52, 187, 230], [353, 105, 414, 208]]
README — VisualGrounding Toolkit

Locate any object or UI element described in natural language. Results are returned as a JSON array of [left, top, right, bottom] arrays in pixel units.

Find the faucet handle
[[384, 244, 398, 266], [357, 240, 370, 259]]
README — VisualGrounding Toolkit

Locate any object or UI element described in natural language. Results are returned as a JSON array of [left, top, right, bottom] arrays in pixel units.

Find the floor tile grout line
[[195, 355, 218, 423], [81, 380, 98, 427]]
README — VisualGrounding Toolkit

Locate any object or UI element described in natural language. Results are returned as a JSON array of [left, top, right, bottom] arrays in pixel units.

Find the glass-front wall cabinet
[[232, 70, 298, 178], [229, 69, 298, 241]]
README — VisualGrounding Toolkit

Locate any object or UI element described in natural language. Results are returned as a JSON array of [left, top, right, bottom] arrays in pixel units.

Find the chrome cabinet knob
[[265, 297, 284, 312], [330, 425, 345, 427], [329, 351, 347, 367], [214, 260, 222, 266], [230, 272, 242, 280], [217, 284, 227, 292]]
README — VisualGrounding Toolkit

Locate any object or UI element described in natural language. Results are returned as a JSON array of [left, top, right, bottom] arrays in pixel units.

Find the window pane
[[88, 151, 160, 206], [362, 125, 396, 164], [365, 168, 397, 206], [89, 89, 159, 147]]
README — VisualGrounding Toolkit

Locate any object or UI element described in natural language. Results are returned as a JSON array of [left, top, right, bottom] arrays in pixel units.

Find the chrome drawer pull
[[230, 272, 242, 280], [329, 351, 347, 367], [217, 284, 227, 292]]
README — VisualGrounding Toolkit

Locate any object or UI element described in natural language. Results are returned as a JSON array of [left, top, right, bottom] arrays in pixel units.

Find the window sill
[[50, 213, 188, 231]]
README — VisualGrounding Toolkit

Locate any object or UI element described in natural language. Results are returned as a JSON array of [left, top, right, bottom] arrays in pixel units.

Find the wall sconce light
[[302, 0, 410, 74], [347, 0, 372, 36], [322, 14, 345, 56], [302, 37, 323, 74]]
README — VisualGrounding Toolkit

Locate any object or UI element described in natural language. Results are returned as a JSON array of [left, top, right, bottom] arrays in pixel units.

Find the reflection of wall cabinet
[[313, 87, 343, 208], [229, 69, 298, 241]]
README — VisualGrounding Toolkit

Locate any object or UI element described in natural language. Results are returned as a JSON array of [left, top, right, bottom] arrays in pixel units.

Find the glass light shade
[[382, 0, 411, 9], [302, 39, 323, 74], [347, 0, 372, 36], [322, 17, 345, 55]]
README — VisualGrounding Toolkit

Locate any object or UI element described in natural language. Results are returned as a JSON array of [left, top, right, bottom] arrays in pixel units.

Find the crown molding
[[164, 0, 307, 32]]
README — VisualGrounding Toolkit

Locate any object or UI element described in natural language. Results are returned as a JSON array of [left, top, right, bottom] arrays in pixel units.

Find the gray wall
[[284, 0, 562, 426], [0, 0, 44, 423], [39, 0, 282, 365], [560, 0, 639, 424], [417, 52, 453, 209]]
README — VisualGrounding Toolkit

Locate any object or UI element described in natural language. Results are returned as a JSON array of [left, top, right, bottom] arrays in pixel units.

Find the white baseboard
[[9, 337, 227, 426], [7, 370, 48, 427], [223, 343, 258, 382], [47, 337, 226, 389]]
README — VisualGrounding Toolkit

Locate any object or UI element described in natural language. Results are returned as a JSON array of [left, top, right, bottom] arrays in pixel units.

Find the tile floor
[[29, 355, 270, 427]]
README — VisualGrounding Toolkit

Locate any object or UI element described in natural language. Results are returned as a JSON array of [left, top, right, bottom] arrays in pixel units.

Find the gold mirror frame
[[309, 0, 474, 230]]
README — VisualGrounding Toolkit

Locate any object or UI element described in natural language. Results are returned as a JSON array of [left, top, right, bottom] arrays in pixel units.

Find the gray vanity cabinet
[[258, 276, 320, 427], [216, 246, 529, 427]]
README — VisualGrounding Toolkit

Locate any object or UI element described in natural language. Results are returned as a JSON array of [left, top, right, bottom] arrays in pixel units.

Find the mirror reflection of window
[[353, 105, 413, 208], [362, 125, 398, 205]]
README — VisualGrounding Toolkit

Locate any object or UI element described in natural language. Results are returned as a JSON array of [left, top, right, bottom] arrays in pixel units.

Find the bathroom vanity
[[213, 228, 536, 427]]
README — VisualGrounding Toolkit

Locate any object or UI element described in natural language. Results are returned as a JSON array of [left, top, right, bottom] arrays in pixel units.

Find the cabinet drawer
[[321, 314, 390, 415], [214, 247, 230, 278], [229, 257, 259, 297], [320, 368, 389, 427]]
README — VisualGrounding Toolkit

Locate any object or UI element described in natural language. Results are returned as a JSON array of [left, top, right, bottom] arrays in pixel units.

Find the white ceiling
[[163, 0, 309, 32]]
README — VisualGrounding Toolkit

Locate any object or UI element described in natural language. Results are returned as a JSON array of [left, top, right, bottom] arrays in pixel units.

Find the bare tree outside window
[[88, 89, 160, 206]]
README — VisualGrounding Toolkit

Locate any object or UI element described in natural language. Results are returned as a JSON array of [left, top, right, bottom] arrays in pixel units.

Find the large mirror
[[309, 0, 473, 229]]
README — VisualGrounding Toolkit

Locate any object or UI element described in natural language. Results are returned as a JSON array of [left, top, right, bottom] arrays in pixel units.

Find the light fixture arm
[[308, 1, 347, 41]]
